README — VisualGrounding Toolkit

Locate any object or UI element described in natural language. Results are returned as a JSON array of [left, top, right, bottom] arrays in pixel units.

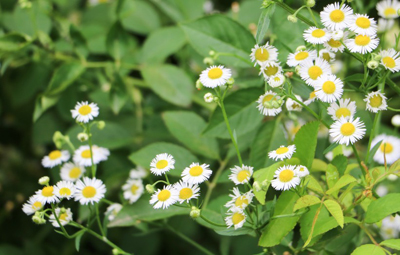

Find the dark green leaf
[[33, 95, 59, 122], [120, 0, 161, 34], [45, 62, 86, 96], [331, 155, 348, 176], [365, 193, 400, 223], [0, 33, 31, 52], [252, 162, 281, 205], [106, 21, 130, 60], [293, 121, 320, 169], [74, 231, 85, 252]]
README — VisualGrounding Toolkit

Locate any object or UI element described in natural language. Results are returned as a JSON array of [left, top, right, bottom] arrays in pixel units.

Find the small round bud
[[32, 215, 46, 224], [77, 132, 89, 142], [209, 50, 216, 57], [203, 57, 214, 66], [392, 115, 400, 127], [271, 100, 280, 109], [287, 15, 298, 23], [261, 180, 269, 191], [146, 184, 155, 194], [295, 45, 307, 52], [38, 176, 50, 186], [398, 8, 400, 16], [295, 65, 301, 75], [204, 93, 214, 103], [263, 101, 273, 108], [97, 121, 106, 130], [253, 181, 262, 192], [306, 0, 315, 7], [190, 207, 201, 219], [226, 77, 235, 85], [367, 60, 379, 70], [331, 30, 344, 40], [112, 248, 120, 255], [60, 207, 67, 213], [196, 79, 203, 90], [277, 99, 284, 105], [388, 174, 398, 181], [213, 96, 220, 103], [53, 131, 64, 148], [373, 53, 382, 61]]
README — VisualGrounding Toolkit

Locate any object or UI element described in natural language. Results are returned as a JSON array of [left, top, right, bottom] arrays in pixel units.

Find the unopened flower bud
[[271, 100, 280, 109], [32, 212, 46, 224], [227, 77, 235, 85], [77, 132, 88, 142], [209, 50, 216, 57], [196, 79, 203, 90], [146, 184, 155, 194], [277, 99, 284, 105], [38, 176, 50, 186], [367, 60, 379, 70], [306, 0, 315, 7], [332, 30, 344, 40], [295, 65, 301, 75], [392, 114, 400, 127], [388, 174, 398, 181], [261, 180, 269, 191], [253, 181, 262, 192], [60, 207, 67, 213], [204, 93, 214, 103], [263, 101, 273, 108], [203, 57, 214, 66], [112, 248, 120, 255], [53, 131, 64, 149], [287, 15, 298, 23], [97, 121, 106, 130], [213, 96, 220, 103], [190, 207, 201, 219], [295, 45, 307, 52]]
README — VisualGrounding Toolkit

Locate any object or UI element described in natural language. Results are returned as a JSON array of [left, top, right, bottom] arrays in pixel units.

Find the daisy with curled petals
[[377, 18, 395, 33], [173, 181, 200, 204], [259, 62, 282, 79], [129, 166, 148, 179], [268, 73, 285, 88], [304, 91, 317, 105], [49, 208, 73, 228], [371, 134, 400, 164], [294, 165, 310, 178], [54, 181, 75, 200], [71, 101, 99, 123], [319, 49, 336, 63], [73, 145, 109, 167], [349, 14, 377, 36], [287, 50, 317, 67], [345, 34, 379, 54], [271, 165, 300, 191], [225, 188, 254, 211], [327, 98, 357, 120], [377, 0, 400, 19], [300, 58, 332, 87], [199, 65, 231, 88], [74, 177, 106, 205], [42, 150, 70, 168], [22, 195, 43, 215], [303, 27, 331, 44], [150, 185, 178, 209], [314, 74, 343, 103], [324, 36, 346, 53], [380, 49, 400, 72], [286, 95, 303, 112], [122, 178, 144, 204], [229, 165, 253, 185], [105, 203, 123, 221], [36, 185, 60, 205], [364, 91, 387, 113], [60, 162, 85, 182], [225, 207, 246, 229], [329, 116, 366, 145], [256, 91, 283, 116], [250, 43, 278, 67], [268, 145, 296, 161], [150, 153, 175, 176], [320, 3, 354, 31], [181, 162, 212, 184]]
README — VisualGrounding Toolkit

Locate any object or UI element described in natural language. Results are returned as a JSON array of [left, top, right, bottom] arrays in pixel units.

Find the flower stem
[[86, 124, 96, 177], [95, 203, 106, 237], [351, 144, 365, 176], [365, 111, 380, 164], [287, 95, 329, 128], [272, 0, 314, 26], [203, 158, 228, 209], [199, 215, 227, 228]]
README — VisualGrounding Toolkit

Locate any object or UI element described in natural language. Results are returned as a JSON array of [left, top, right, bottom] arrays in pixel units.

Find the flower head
[[348, 14, 377, 36], [364, 91, 387, 113], [287, 50, 317, 67], [256, 91, 283, 116], [181, 162, 212, 184], [73, 145, 110, 167], [54, 181, 76, 200], [199, 65, 231, 88], [35, 186, 60, 205], [377, 0, 400, 19], [271, 165, 301, 191], [71, 101, 99, 123], [225, 188, 254, 211], [329, 117, 366, 145], [299, 58, 332, 87], [225, 207, 246, 229], [150, 153, 175, 176], [150, 185, 178, 209], [122, 179, 144, 204], [314, 74, 343, 103], [327, 98, 357, 121], [320, 3, 354, 31], [22, 195, 44, 215], [371, 134, 400, 165], [74, 177, 106, 205], [60, 162, 86, 182], [49, 208, 73, 228], [229, 165, 254, 185], [380, 49, 400, 72], [250, 43, 278, 66], [173, 181, 200, 204], [268, 145, 296, 161], [303, 27, 331, 44], [42, 150, 70, 168], [345, 34, 379, 54]]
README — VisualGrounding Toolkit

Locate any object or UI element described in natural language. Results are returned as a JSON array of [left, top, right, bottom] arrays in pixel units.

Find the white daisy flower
[[228, 165, 253, 185], [327, 98, 357, 120], [381, 215, 400, 239], [299, 58, 332, 87], [268, 73, 285, 87], [225, 207, 247, 229], [320, 3, 354, 31], [268, 145, 296, 161], [331, 30, 344, 40], [371, 134, 400, 165], [286, 95, 303, 112], [345, 34, 379, 54], [380, 49, 400, 72], [225, 188, 254, 211], [329, 117, 366, 145], [377, 0, 400, 19], [173, 181, 200, 204], [314, 74, 343, 103], [271, 165, 301, 191], [41, 150, 70, 168], [304, 90, 317, 105], [122, 178, 144, 204], [49, 208, 73, 228], [129, 166, 148, 179], [35, 186, 60, 205], [259, 62, 282, 79], [364, 91, 388, 113], [326, 145, 353, 161], [22, 195, 44, 215], [256, 91, 283, 116], [250, 43, 278, 66], [319, 49, 336, 63], [181, 162, 212, 184], [199, 65, 231, 88], [150, 185, 178, 209], [287, 49, 317, 67], [378, 18, 395, 33], [349, 14, 377, 36], [54, 181, 76, 200], [60, 162, 86, 182], [73, 145, 110, 167], [105, 203, 123, 221], [74, 177, 106, 205], [150, 153, 175, 176], [71, 101, 99, 123], [294, 165, 310, 178], [303, 27, 331, 44]]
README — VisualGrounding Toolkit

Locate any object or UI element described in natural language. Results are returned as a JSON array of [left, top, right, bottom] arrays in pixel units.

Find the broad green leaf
[[293, 195, 321, 212], [255, 4, 275, 44], [293, 121, 320, 169], [304, 175, 324, 194], [0, 33, 31, 52], [350, 244, 385, 255], [323, 200, 344, 228], [331, 155, 348, 176], [33, 95, 59, 122], [389, 158, 400, 173], [109, 72, 128, 114], [106, 21, 130, 60], [259, 192, 300, 247], [252, 162, 281, 204], [162, 111, 219, 159], [120, 0, 161, 34], [181, 15, 255, 67], [345, 163, 359, 174], [203, 88, 264, 139], [326, 164, 340, 190], [365, 193, 400, 223], [74, 231, 85, 252], [129, 142, 199, 177], [45, 62, 86, 96], [380, 239, 400, 250], [70, 24, 88, 58], [141, 64, 193, 107], [326, 174, 357, 195], [311, 159, 328, 172], [153, 0, 205, 22]]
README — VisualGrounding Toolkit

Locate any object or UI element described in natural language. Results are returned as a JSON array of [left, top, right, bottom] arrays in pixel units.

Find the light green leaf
[[293, 121, 320, 169], [0, 33, 31, 52], [304, 175, 324, 194], [326, 174, 357, 195], [45, 62, 86, 96], [368, 140, 383, 164], [331, 155, 348, 176], [311, 159, 328, 172], [252, 162, 281, 205], [293, 195, 321, 212], [152, 0, 205, 23], [120, 0, 161, 34], [255, 4, 275, 44], [365, 193, 400, 223], [380, 239, 400, 250], [389, 158, 400, 173], [323, 199, 344, 228], [162, 111, 219, 159], [326, 164, 340, 190], [351, 244, 385, 255]]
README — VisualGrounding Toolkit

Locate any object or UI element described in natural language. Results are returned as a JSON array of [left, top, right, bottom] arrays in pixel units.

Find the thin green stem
[[307, 7, 318, 27], [86, 124, 96, 177], [200, 215, 227, 228], [95, 203, 106, 237], [203, 158, 228, 209], [388, 106, 400, 112], [287, 95, 329, 128], [272, 0, 314, 26], [365, 111, 380, 164], [50, 204, 71, 238], [351, 144, 365, 176], [164, 173, 170, 184]]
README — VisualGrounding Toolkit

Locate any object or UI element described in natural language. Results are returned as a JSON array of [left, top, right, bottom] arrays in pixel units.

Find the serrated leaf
[[323, 200, 344, 228], [326, 174, 357, 195], [255, 4, 275, 44], [350, 244, 385, 255], [45, 62, 86, 96], [365, 193, 400, 223], [331, 155, 348, 176], [326, 164, 339, 190], [381, 239, 400, 250], [252, 162, 281, 205], [323, 143, 339, 155], [293, 121, 320, 169], [304, 175, 324, 194], [293, 195, 321, 212]]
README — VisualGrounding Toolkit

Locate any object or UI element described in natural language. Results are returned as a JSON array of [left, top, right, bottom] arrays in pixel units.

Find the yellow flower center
[[354, 35, 371, 46], [295, 51, 309, 60], [322, 52, 332, 62], [156, 159, 168, 169], [383, 56, 396, 68], [276, 147, 289, 155], [263, 94, 275, 103], [232, 212, 245, 225], [237, 170, 250, 182], [330, 9, 345, 23], [189, 166, 203, 177], [131, 184, 139, 194], [79, 105, 92, 116], [42, 186, 54, 197], [299, 167, 305, 172], [59, 187, 71, 196], [308, 66, 323, 80], [179, 188, 193, 200], [157, 189, 171, 202], [278, 169, 294, 182], [235, 196, 249, 207], [49, 150, 62, 160], [32, 201, 42, 210], [69, 167, 82, 179], [340, 123, 356, 136], [82, 186, 97, 198], [380, 142, 394, 153], [356, 17, 371, 28], [291, 126, 301, 135], [59, 213, 68, 221], [336, 108, 351, 118], [369, 94, 383, 108], [311, 29, 326, 38], [328, 39, 342, 48], [310, 91, 316, 99], [208, 67, 223, 79], [274, 77, 281, 82], [322, 81, 336, 94], [255, 48, 270, 61], [384, 7, 396, 17], [264, 66, 279, 76], [81, 149, 92, 159]]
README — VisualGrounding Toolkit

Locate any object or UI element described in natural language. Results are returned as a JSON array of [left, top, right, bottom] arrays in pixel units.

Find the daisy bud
[[253, 181, 262, 192], [32, 212, 46, 224], [367, 60, 379, 70], [226, 77, 235, 85], [306, 0, 315, 7], [295, 45, 307, 52], [77, 133, 88, 142], [295, 65, 301, 75], [332, 30, 344, 40], [209, 50, 216, 57], [388, 174, 398, 181], [60, 207, 67, 213], [287, 15, 298, 23], [204, 93, 214, 103], [372, 53, 382, 61], [145, 184, 155, 194], [53, 131, 64, 149], [203, 57, 214, 66], [38, 176, 50, 186], [263, 101, 273, 108], [271, 100, 281, 109], [195, 79, 203, 90], [190, 207, 201, 219], [261, 180, 269, 191], [392, 115, 400, 127], [213, 96, 220, 103], [97, 121, 106, 130], [112, 249, 120, 255]]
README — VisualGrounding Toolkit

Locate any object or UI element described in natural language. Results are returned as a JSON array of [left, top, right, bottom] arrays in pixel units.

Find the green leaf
[[0, 33, 31, 52], [323, 200, 344, 228], [368, 140, 383, 164], [326, 174, 357, 195], [350, 244, 385, 255], [389, 158, 400, 173], [141, 64, 193, 107], [326, 164, 340, 190], [252, 162, 281, 205], [180, 14, 255, 67], [331, 155, 348, 176], [33, 95, 59, 122], [153, 0, 205, 23], [323, 143, 339, 155], [311, 159, 328, 172], [120, 0, 161, 34], [380, 239, 400, 250], [45, 62, 86, 96], [259, 192, 300, 247], [255, 4, 275, 44], [106, 21, 130, 60], [203, 88, 264, 139], [74, 231, 85, 252], [293, 195, 321, 212], [109, 73, 128, 115], [365, 193, 400, 223], [293, 121, 320, 169], [304, 175, 324, 194], [129, 142, 199, 177], [162, 111, 219, 159]]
